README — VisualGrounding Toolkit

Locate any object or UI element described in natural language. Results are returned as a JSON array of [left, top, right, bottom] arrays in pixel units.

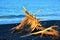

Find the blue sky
[[0, 0, 60, 24]]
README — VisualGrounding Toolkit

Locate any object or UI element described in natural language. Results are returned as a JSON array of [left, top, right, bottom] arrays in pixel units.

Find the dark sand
[[0, 20, 60, 40]]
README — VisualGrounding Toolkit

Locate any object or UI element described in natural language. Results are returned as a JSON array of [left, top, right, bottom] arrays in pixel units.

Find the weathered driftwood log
[[20, 26, 59, 38]]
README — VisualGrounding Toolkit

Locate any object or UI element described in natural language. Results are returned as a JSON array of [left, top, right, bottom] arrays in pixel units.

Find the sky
[[0, 0, 60, 24]]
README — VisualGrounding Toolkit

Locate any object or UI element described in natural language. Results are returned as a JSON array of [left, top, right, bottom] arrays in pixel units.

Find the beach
[[0, 20, 60, 40]]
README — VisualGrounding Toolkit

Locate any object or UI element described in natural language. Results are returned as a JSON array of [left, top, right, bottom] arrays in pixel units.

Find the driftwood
[[20, 26, 59, 38], [11, 6, 42, 32], [11, 6, 59, 38]]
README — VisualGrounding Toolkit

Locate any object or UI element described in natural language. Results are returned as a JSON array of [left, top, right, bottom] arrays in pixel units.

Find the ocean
[[0, 14, 60, 24]]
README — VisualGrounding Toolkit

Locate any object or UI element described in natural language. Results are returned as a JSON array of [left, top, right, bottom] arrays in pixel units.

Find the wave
[[36, 13, 60, 17], [0, 14, 60, 18], [0, 14, 60, 24], [0, 15, 25, 18]]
